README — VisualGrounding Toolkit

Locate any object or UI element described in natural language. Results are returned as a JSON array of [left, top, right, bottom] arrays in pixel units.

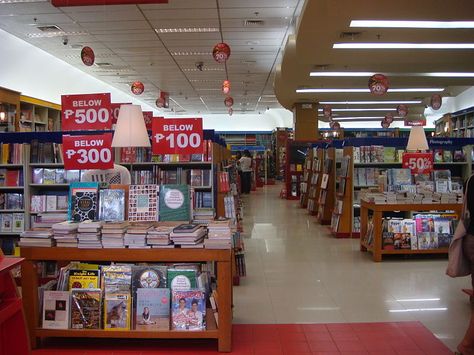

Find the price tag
[[143, 111, 153, 130], [61, 93, 112, 131], [152, 118, 203, 155], [110, 103, 131, 125], [62, 133, 114, 170], [402, 152, 433, 174]]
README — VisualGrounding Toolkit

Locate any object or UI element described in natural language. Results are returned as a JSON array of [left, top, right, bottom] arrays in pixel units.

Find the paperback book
[[70, 288, 102, 329], [42, 290, 70, 329], [171, 289, 206, 331], [98, 189, 125, 222], [135, 288, 170, 330]]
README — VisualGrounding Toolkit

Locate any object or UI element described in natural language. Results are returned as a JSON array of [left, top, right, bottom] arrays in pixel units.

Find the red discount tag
[[152, 118, 203, 155], [143, 111, 153, 130], [402, 152, 433, 174], [62, 133, 114, 170], [61, 93, 112, 131]]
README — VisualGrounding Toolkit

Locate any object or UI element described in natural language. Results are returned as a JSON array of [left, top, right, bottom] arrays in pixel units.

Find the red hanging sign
[[404, 118, 427, 126], [368, 74, 389, 95], [62, 133, 114, 170], [402, 152, 433, 174], [156, 91, 169, 108], [152, 118, 203, 155], [110, 102, 131, 125], [62, 93, 112, 131], [142, 111, 153, 130]]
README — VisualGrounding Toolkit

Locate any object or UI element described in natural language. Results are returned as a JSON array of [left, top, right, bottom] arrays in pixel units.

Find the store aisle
[[233, 184, 471, 351]]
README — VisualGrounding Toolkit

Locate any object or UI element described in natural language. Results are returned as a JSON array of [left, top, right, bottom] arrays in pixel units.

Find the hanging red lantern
[[81, 46, 95, 66], [381, 120, 390, 128], [332, 121, 341, 130], [397, 104, 408, 117], [212, 42, 231, 63], [368, 74, 389, 95], [131, 81, 144, 95], [323, 105, 332, 118], [222, 80, 231, 95], [228, 108, 233, 116], [431, 94, 442, 110], [384, 113, 394, 124], [224, 96, 234, 107], [155, 91, 169, 108]]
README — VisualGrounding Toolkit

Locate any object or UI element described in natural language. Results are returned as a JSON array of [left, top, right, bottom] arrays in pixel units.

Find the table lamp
[[406, 126, 429, 152], [111, 104, 151, 147]]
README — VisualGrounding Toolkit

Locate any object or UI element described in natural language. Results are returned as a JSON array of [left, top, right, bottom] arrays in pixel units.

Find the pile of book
[[192, 208, 215, 224], [362, 191, 462, 205], [125, 223, 154, 249], [101, 221, 129, 248], [31, 212, 68, 228], [147, 226, 174, 248], [170, 224, 206, 248], [52, 221, 79, 248], [77, 221, 103, 249], [205, 220, 232, 249], [19, 228, 55, 247]]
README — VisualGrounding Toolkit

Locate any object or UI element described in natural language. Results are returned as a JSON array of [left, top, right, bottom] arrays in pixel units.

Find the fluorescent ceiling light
[[334, 43, 474, 49], [26, 31, 88, 38], [319, 100, 422, 105], [171, 51, 212, 56], [426, 72, 474, 77], [333, 116, 386, 120], [297, 88, 443, 93], [318, 108, 396, 112], [311, 71, 474, 77], [389, 308, 447, 313], [155, 28, 219, 33], [396, 298, 441, 302], [350, 20, 474, 29], [311, 72, 375, 77], [183, 68, 225, 72]]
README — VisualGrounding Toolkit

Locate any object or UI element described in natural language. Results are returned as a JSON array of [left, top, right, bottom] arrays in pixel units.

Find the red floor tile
[[308, 340, 339, 352], [305, 332, 333, 342], [335, 340, 367, 352]]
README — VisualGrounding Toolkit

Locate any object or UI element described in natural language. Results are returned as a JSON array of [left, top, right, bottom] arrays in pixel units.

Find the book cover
[[70, 289, 102, 329], [69, 182, 99, 222], [382, 232, 394, 250], [46, 195, 57, 211], [159, 185, 191, 222], [55, 169, 66, 183], [99, 189, 125, 222], [393, 233, 411, 250], [434, 149, 443, 162], [32, 168, 44, 184], [442, 150, 453, 162], [320, 174, 329, 189], [12, 212, 24, 232], [135, 288, 170, 330], [104, 293, 131, 330], [418, 232, 438, 249], [132, 265, 168, 290], [438, 233, 452, 248], [43, 168, 56, 184], [42, 290, 70, 329], [57, 195, 69, 211], [1, 213, 12, 232], [167, 269, 197, 291], [388, 219, 402, 233], [5, 170, 20, 187], [68, 269, 100, 290], [433, 217, 451, 234], [128, 185, 159, 222], [171, 289, 206, 331]]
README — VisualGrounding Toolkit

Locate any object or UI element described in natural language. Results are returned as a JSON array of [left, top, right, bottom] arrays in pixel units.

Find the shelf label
[[402, 152, 433, 174], [62, 93, 112, 131], [62, 133, 114, 170], [152, 118, 203, 154]]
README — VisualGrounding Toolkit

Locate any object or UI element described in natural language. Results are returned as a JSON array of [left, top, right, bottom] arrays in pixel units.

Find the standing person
[[239, 150, 252, 194], [457, 175, 474, 355]]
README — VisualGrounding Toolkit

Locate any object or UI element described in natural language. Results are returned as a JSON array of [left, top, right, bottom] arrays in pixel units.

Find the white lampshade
[[112, 104, 151, 147], [406, 126, 429, 151]]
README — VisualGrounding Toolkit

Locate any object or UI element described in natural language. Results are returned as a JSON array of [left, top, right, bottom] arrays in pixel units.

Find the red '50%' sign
[[402, 152, 433, 174], [62, 133, 114, 170], [62, 93, 112, 131], [152, 118, 203, 154]]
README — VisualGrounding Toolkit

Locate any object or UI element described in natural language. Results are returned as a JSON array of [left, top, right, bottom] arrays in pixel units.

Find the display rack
[[307, 148, 323, 215], [299, 150, 313, 208], [19, 96, 61, 132], [435, 106, 474, 138], [20, 247, 233, 352], [316, 147, 335, 225], [359, 200, 462, 262]]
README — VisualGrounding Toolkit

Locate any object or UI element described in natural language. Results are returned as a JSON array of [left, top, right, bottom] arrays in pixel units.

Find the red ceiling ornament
[[368, 74, 389, 95], [397, 104, 409, 117], [222, 80, 231, 95], [80, 46, 95, 66], [228, 108, 233, 116], [224, 96, 234, 108], [131, 81, 144, 95], [381, 120, 390, 128], [155, 91, 169, 108], [431, 94, 442, 110], [323, 105, 332, 118], [212, 42, 231, 64], [384, 113, 394, 124], [332, 121, 341, 130]]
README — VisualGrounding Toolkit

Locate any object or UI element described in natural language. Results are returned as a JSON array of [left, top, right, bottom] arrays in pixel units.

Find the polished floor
[[233, 184, 471, 351]]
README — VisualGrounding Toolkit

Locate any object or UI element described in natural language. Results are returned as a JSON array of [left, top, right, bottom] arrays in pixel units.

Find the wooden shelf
[[0, 186, 24, 190], [0, 164, 23, 168], [35, 328, 219, 339], [29, 183, 69, 188], [381, 248, 448, 255], [0, 210, 24, 213], [29, 163, 64, 167], [29, 211, 67, 215], [0, 232, 22, 236]]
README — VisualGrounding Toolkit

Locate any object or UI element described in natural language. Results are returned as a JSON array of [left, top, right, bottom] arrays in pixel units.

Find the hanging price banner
[[402, 152, 433, 174], [110, 103, 131, 125], [61, 93, 112, 131], [152, 118, 203, 154], [143, 111, 153, 130], [62, 133, 114, 170]]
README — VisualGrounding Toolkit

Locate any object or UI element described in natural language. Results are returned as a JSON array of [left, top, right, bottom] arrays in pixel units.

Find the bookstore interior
[[1, 0, 474, 354]]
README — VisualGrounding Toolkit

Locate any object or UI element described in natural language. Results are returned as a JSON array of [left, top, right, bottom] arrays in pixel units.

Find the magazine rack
[[20, 247, 232, 352]]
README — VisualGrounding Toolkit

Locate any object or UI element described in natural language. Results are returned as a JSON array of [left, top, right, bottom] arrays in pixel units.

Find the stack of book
[[31, 213, 68, 228], [147, 225, 174, 248], [192, 208, 215, 224], [362, 191, 463, 205], [170, 224, 206, 248], [205, 220, 232, 249], [52, 221, 79, 248], [101, 221, 129, 248], [125, 223, 154, 249], [77, 221, 103, 249], [19, 228, 55, 247]]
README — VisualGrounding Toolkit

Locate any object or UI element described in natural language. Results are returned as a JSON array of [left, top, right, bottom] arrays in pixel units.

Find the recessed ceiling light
[[333, 43, 474, 49], [318, 108, 397, 112], [296, 88, 443, 93], [155, 28, 219, 33], [171, 51, 212, 56], [319, 100, 422, 105], [1, 0, 46, 3], [26, 31, 88, 38], [333, 116, 386, 120], [350, 20, 474, 29], [311, 72, 375, 77], [310, 71, 474, 77], [389, 308, 447, 313], [183, 68, 225, 72]]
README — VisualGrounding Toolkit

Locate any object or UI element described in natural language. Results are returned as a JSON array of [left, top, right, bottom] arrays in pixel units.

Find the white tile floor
[[233, 184, 471, 351]]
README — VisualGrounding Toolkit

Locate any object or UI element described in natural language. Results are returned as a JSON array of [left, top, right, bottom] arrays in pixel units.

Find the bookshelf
[[271, 128, 291, 180], [19, 96, 61, 132], [0, 86, 21, 132], [307, 148, 323, 215], [20, 247, 232, 352], [360, 200, 462, 262], [316, 147, 336, 225], [299, 150, 314, 208]]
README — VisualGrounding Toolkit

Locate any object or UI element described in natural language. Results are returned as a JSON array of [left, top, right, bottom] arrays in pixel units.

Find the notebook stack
[[19, 228, 55, 247], [125, 222, 154, 249], [52, 221, 79, 248], [170, 224, 206, 248], [101, 221, 129, 248], [205, 219, 232, 249], [192, 208, 215, 225], [147, 225, 174, 248], [77, 221, 103, 249]]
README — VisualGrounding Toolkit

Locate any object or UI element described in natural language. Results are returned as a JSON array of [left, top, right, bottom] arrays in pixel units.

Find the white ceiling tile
[[0, 2, 60, 16], [144, 8, 218, 20], [80, 21, 150, 31]]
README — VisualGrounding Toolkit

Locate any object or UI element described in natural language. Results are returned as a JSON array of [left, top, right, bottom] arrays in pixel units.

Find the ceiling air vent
[[243, 19, 265, 27], [340, 31, 362, 39], [95, 62, 113, 67], [36, 25, 62, 32]]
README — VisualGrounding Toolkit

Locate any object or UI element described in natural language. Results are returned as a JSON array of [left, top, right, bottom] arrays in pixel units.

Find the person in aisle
[[458, 176, 474, 355], [239, 150, 252, 194]]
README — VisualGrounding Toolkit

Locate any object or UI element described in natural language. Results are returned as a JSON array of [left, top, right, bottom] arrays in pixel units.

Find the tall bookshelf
[[19, 96, 61, 132], [307, 148, 322, 215], [316, 147, 336, 225], [299, 150, 313, 208]]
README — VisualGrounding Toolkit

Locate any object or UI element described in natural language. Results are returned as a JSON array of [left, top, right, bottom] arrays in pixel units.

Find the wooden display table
[[360, 200, 462, 262], [20, 247, 232, 352]]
